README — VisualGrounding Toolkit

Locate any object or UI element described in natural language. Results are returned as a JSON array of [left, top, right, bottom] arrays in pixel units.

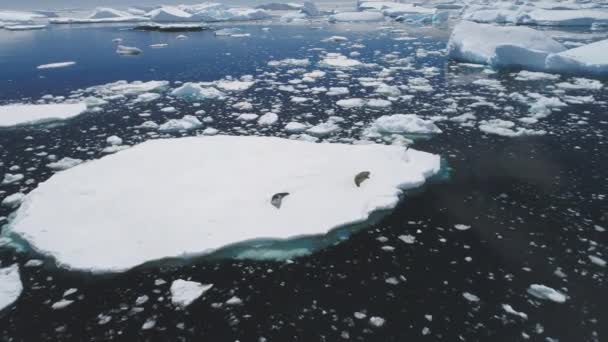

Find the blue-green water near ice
[[0, 21, 606, 341]]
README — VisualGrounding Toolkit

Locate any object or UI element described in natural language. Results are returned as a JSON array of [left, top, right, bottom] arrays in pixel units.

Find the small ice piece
[[116, 45, 142, 56], [369, 316, 385, 327], [47, 157, 83, 171], [2, 174, 24, 185], [462, 292, 480, 302], [366, 99, 392, 109], [0, 103, 87, 128], [398, 234, 415, 244], [106, 136, 123, 146], [588, 255, 606, 267], [375, 84, 401, 97], [267, 58, 310, 67], [326, 87, 349, 96], [170, 279, 213, 308], [135, 295, 149, 306], [150, 44, 168, 48], [24, 259, 43, 267], [141, 319, 156, 330], [225, 296, 243, 305], [454, 224, 471, 231], [0, 264, 22, 311], [215, 79, 255, 92], [37, 62, 76, 70], [306, 121, 340, 137], [63, 288, 78, 297], [479, 119, 546, 137], [284, 122, 307, 133], [337, 98, 365, 109], [237, 113, 259, 121], [258, 112, 278, 126], [527, 284, 567, 303], [202, 127, 219, 135], [51, 299, 74, 310], [232, 101, 253, 111], [517, 9, 608, 27], [502, 304, 528, 319], [322, 36, 348, 43], [159, 115, 202, 132], [2, 193, 25, 208]]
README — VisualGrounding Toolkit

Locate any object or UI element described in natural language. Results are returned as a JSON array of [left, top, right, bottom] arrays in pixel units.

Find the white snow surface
[[447, 21, 565, 70], [0, 264, 22, 311], [7, 136, 440, 272], [0, 103, 87, 128]]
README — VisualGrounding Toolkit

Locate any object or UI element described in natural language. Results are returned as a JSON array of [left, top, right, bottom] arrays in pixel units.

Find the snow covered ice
[[170, 280, 213, 308], [0, 103, 87, 128], [0, 264, 22, 311], [6, 136, 440, 272]]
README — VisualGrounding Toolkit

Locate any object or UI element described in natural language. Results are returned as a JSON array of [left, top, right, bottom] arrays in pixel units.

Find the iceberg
[[50, 7, 149, 24], [147, 6, 194, 22], [546, 39, 608, 76], [36, 61, 76, 70], [329, 12, 385, 23], [0, 264, 22, 311], [6, 136, 440, 272], [517, 9, 608, 27], [0, 103, 87, 128], [447, 21, 565, 70]]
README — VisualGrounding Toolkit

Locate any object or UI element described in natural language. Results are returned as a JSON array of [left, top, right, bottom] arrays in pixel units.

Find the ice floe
[[170, 280, 213, 308], [527, 284, 567, 303], [546, 39, 608, 76], [0, 264, 22, 311], [36, 62, 76, 70], [0, 103, 87, 128], [6, 136, 440, 272], [363, 114, 442, 138], [329, 12, 385, 23]]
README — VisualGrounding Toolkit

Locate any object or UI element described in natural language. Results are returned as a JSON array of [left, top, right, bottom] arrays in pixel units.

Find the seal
[[271, 192, 290, 209], [354, 171, 370, 187]]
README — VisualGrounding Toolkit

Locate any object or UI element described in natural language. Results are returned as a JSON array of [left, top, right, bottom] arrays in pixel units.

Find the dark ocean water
[[0, 21, 606, 341]]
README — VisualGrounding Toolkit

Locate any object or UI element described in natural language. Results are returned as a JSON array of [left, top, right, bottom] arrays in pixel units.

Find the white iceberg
[[37, 61, 76, 70], [7, 136, 440, 272], [329, 11, 385, 23], [0, 103, 87, 128], [447, 21, 565, 70], [0, 264, 22, 311], [148, 6, 194, 22], [546, 39, 608, 76], [517, 9, 608, 27]]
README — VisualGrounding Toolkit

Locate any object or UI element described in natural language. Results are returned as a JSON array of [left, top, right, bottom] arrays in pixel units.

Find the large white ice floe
[[6, 136, 440, 272], [517, 9, 608, 27], [546, 39, 608, 76], [0, 103, 87, 128], [0, 264, 22, 311], [448, 21, 565, 70]]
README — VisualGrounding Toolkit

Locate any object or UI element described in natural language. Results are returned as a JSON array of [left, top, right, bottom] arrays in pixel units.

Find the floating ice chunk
[[232, 101, 253, 111], [447, 21, 565, 70], [258, 112, 278, 126], [479, 119, 546, 137], [527, 284, 567, 303], [366, 99, 392, 108], [6, 136, 440, 272], [502, 304, 528, 319], [301, 1, 320, 17], [454, 224, 471, 231], [0, 103, 87, 128], [116, 45, 142, 56], [148, 6, 194, 22], [47, 157, 83, 171], [329, 11, 385, 23], [51, 299, 73, 310], [2, 192, 25, 208], [284, 122, 308, 133], [588, 255, 606, 267], [90, 80, 168, 97], [256, 3, 303, 11], [170, 280, 213, 308], [171, 83, 226, 100], [215, 79, 255, 92], [237, 113, 259, 121], [141, 319, 156, 330], [0, 265, 22, 311], [202, 127, 219, 135], [513, 70, 560, 81], [136, 23, 207, 32], [546, 39, 608, 76], [134, 93, 161, 103], [320, 53, 362, 68], [4, 24, 47, 31], [322, 36, 348, 43], [214, 28, 244, 36], [375, 84, 401, 97], [463, 9, 521, 24], [369, 316, 385, 327], [158, 116, 202, 132], [2, 174, 23, 185], [268, 58, 310, 67], [37, 61, 76, 70], [556, 77, 603, 90], [364, 114, 442, 137], [337, 98, 365, 109], [225, 296, 243, 305], [135, 121, 159, 130], [106, 136, 123, 146], [462, 292, 480, 302], [398, 234, 415, 244], [517, 9, 608, 27], [322, 87, 348, 98]]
